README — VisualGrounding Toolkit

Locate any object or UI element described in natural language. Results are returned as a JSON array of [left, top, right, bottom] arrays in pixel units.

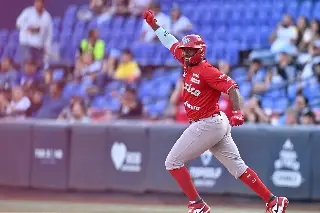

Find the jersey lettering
[[184, 101, 200, 111], [184, 82, 201, 97]]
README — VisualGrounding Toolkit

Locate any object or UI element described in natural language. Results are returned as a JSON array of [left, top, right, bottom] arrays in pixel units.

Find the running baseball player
[[143, 10, 289, 213]]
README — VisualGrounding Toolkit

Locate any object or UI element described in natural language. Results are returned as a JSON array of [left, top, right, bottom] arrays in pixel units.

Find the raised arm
[[143, 10, 178, 50]]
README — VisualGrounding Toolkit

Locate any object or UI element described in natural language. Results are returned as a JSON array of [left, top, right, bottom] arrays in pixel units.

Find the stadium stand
[[0, 0, 319, 125]]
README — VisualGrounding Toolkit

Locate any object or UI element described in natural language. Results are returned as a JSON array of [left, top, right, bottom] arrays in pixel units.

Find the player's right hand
[[143, 10, 157, 26]]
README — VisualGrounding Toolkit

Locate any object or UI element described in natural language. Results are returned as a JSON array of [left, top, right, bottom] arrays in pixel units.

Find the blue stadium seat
[[299, 1, 313, 19], [238, 81, 252, 99], [231, 67, 247, 83], [153, 83, 172, 99], [53, 17, 61, 30], [91, 96, 108, 109], [227, 26, 241, 43], [111, 16, 125, 29], [312, 2, 320, 19], [257, 11, 269, 26], [286, 1, 299, 18], [225, 41, 240, 65], [213, 42, 226, 61], [138, 81, 155, 98], [241, 11, 256, 26], [261, 97, 273, 110], [213, 26, 227, 42], [259, 26, 272, 48], [240, 26, 259, 50], [272, 97, 288, 113]]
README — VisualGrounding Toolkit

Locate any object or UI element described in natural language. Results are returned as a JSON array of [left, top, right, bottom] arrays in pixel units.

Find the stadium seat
[[238, 81, 252, 99], [312, 2, 320, 19], [298, 1, 313, 19], [91, 95, 108, 109], [231, 67, 247, 83], [272, 97, 289, 113], [286, 1, 299, 18]]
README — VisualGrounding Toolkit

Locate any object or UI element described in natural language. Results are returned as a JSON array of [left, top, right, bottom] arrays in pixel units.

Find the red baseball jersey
[[170, 42, 238, 121]]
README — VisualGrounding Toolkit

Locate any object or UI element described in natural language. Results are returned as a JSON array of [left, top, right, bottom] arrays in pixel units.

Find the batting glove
[[143, 10, 157, 26], [230, 110, 244, 126]]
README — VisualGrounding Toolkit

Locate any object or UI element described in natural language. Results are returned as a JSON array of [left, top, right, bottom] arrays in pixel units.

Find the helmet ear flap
[[189, 48, 203, 65]]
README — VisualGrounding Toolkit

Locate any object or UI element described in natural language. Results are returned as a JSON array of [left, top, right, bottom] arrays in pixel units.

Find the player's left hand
[[143, 10, 157, 26], [230, 110, 244, 126]]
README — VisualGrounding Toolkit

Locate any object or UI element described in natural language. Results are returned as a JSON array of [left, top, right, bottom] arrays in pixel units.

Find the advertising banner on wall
[[30, 123, 70, 189], [188, 150, 227, 193], [105, 123, 148, 193], [265, 128, 311, 200]]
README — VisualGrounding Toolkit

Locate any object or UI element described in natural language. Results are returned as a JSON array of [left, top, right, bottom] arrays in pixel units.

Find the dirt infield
[[0, 187, 319, 213]]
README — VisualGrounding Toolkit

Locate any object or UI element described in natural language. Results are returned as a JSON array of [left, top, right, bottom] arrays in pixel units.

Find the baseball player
[[143, 10, 289, 213]]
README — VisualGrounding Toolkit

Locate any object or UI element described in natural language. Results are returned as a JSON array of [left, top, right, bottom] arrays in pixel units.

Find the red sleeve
[[201, 65, 238, 94], [169, 42, 184, 64]]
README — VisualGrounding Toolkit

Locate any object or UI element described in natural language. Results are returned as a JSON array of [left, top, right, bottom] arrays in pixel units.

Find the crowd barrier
[[0, 120, 319, 201]]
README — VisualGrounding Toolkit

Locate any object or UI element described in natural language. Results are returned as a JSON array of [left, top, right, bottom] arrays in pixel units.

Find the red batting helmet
[[178, 34, 206, 65]]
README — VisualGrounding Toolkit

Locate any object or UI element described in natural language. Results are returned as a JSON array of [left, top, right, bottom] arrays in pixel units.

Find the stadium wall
[[0, 120, 319, 201]]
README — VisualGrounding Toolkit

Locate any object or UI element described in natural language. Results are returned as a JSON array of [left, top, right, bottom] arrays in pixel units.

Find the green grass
[[0, 200, 317, 213]]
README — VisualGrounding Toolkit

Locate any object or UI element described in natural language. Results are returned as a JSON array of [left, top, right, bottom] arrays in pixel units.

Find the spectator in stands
[[129, 0, 151, 16], [300, 20, 320, 52], [272, 51, 297, 83], [59, 98, 90, 123], [140, 1, 171, 42], [26, 87, 43, 117], [113, 49, 141, 82], [19, 59, 43, 89], [0, 57, 19, 86], [293, 94, 309, 118], [253, 51, 296, 93], [243, 96, 269, 124], [300, 40, 320, 81], [167, 78, 188, 123], [0, 92, 9, 118], [284, 108, 298, 125], [117, 86, 142, 119], [16, 0, 53, 67], [75, 52, 102, 78], [58, 96, 81, 120], [5, 86, 31, 118], [79, 29, 105, 61], [35, 82, 67, 118], [170, 4, 193, 40], [84, 0, 113, 24], [112, 0, 130, 16], [296, 16, 309, 49], [69, 99, 91, 122], [300, 108, 316, 125], [246, 59, 266, 84], [270, 15, 298, 54]]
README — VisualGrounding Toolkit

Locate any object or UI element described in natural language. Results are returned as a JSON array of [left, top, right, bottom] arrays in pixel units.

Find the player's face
[[181, 48, 198, 63]]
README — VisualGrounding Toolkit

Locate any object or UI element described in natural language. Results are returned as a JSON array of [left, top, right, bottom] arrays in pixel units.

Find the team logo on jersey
[[182, 37, 191, 44], [191, 77, 200, 84], [193, 73, 200, 78], [184, 82, 201, 97]]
